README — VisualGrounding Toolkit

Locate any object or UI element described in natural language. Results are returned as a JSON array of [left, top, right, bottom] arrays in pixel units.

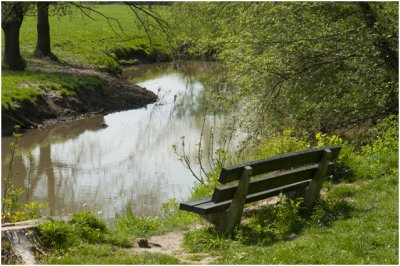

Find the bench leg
[[302, 149, 332, 209], [202, 166, 253, 234]]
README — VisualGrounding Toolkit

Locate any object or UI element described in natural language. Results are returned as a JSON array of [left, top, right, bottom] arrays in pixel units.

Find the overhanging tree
[[172, 2, 398, 137]]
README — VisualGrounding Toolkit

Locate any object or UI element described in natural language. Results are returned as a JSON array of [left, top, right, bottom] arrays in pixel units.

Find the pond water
[[1, 62, 240, 219]]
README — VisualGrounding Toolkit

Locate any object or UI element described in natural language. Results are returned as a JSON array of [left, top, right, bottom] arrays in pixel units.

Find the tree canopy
[[171, 2, 398, 138]]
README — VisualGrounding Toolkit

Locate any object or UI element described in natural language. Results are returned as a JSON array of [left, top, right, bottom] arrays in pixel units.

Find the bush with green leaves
[[337, 115, 398, 181], [38, 220, 81, 251], [311, 198, 353, 227], [39, 211, 112, 252]]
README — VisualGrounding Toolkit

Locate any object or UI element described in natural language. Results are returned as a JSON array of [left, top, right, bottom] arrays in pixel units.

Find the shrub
[[257, 129, 309, 159], [245, 195, 304, 240], [70, 211, 107, 233], [38, 220, 80, 250], [311, 198, 353, 226]]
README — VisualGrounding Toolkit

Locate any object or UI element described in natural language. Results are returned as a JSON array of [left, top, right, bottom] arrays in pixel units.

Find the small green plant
[[272, 196, 304, 238], [38, 220, 81, 251], [70, 211, 107, 233], [183, 227, 234, 252], [115, 202, 161, 237], [245, 195, 304, 240], [311, 198, 353, 226]]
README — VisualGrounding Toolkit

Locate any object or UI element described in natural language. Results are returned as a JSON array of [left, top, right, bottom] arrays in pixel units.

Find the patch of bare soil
[[131, 228, 220, 264], [2, 62, 157, 136]]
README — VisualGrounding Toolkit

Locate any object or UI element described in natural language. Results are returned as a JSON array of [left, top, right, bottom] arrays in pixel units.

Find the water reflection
[[2, 62, 234, 219]]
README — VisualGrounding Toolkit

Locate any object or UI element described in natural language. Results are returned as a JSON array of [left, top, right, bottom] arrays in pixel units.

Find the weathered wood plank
[[179, 196, 212, 212], [192, 180, 311, 215], [212, 163, 333, 203], [218, 145, 341, 184]]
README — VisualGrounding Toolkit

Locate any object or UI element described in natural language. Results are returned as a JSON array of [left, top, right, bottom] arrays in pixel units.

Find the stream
[[1, 61, 241, 219]]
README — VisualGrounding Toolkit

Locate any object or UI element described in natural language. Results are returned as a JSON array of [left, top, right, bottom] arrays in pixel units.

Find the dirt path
[[131, 228, 220, 264]]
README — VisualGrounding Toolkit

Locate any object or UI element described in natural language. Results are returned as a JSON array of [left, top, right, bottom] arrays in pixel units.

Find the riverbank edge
[[1, 65, 158, 136]]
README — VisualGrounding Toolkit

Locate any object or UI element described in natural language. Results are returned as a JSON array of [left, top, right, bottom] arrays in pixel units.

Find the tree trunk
[[34, 2, 52, 57], [2, 22, 25, 70], [1, 3, 25, 70]]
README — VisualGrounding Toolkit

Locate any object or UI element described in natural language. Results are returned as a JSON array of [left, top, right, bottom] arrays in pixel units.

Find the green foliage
[[311, 198, 353, 226], [361, 115, 398, 156], [183, 196, 305, 251], [172, 2, 398, 135], [337, 116, 398, 181], [38, 220, 81, 250], [257, 129, 309, 159], [70, 211, 107, 233], [315, 132, 344, 147], [39, 211, 116, 252], [243, 196, 304, 242]]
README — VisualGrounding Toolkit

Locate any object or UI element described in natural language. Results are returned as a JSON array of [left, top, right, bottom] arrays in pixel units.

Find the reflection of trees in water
[[1, 62, 243, 218], [1, 115, 106, 216], [172, 61, 237, 119]]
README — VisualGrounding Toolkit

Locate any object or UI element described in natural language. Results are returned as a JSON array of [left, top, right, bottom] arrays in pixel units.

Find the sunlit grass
[[1, 71, 104, 110], [18, 4, 172, 72]]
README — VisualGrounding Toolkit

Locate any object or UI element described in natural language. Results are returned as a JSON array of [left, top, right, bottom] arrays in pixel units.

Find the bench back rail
[[218, 145, 341, 184]]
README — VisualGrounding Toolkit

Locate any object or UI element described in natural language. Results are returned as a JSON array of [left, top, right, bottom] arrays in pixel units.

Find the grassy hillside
[[18, 4, 172, 73], [2, 4, 169, 132]]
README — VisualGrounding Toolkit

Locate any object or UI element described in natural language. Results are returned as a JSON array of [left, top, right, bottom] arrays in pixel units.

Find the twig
[[70, 2, 128, 39]]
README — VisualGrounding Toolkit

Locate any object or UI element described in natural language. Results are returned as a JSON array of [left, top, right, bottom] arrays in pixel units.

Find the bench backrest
[[212, 146, 341, 204]]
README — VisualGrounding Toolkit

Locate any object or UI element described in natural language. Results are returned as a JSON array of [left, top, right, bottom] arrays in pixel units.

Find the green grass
[[1, 70, 104, 110], [18, 4, 172, 73], [36, 201, 199, 264], [2, 4, 172, 110], [41, 243, 180, 264]]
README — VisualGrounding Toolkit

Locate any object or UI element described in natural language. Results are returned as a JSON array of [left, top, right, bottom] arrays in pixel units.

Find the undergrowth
[[35, 115, 397, 264], [182, 115, 398, 264]]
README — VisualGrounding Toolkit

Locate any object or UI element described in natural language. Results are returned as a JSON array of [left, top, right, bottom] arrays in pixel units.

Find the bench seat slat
[[219, 146, 341, 184], [212, 162, 333, 203], [191, 180, 311, 215], [179, 196, 212, 212]]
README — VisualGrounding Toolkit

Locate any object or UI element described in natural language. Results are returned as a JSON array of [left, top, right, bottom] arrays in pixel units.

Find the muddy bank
[[2, 67, 157, 136]]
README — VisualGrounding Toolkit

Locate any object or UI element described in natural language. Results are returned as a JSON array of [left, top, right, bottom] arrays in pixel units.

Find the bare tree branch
[[69, 2, 129, 39]]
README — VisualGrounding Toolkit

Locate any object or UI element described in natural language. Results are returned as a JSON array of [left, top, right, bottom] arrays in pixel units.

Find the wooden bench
[[179, 146, 341, 234]]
